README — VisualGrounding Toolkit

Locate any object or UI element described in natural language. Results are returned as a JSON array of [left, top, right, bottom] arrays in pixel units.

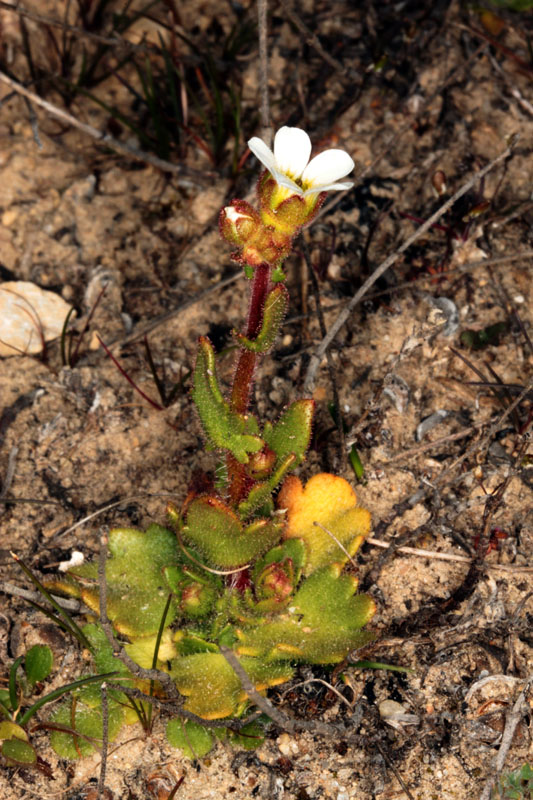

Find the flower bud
[[180, 581, 216, 618], [255, 558, 295, 606], [219, 200, 259, 246], [247, 445, 276, 479]]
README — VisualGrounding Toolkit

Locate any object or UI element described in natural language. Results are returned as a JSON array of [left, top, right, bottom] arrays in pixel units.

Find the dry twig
[[478, 676, 532, 800], [0, 581, 81, 610], [280, 0, 346, 75], [366, 538, 533, 575], [0, 70, 211, 186], [257, 0, 271, 146], [304, 138, 518, 393]]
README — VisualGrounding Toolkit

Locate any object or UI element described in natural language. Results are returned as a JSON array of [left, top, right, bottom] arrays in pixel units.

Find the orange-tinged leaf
[[278, 474, 371, 573]]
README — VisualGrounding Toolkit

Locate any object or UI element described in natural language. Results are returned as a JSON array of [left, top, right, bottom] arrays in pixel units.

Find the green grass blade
[[19, 672, 119, 727], [12, 553, 92, 651], [8, 656, 24, 713]]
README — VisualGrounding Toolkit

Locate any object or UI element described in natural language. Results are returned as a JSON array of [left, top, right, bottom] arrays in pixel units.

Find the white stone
[[0, 281, 73, 357]]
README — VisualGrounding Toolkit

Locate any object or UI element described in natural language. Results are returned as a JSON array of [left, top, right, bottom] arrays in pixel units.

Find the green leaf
[[2, 737, 36, 766], [162, 565, 219, 618], [174, 631, 219, 656], [235, 285, 288, 353], [237, 565, 376, 664], [237, 453, 296, 518], [460, 321, 507, 350], [50, 697, 124, 759], [228, 719, 266, 750], [184, 496, 284, 567], [82, 624, 132, 682], [252, 538, 306, 589], [9, 655, 24, 712], [349, 445, 365, 482], [18, 672, 119, 727], [0, 690, 12, 715], [0, 721, 28, 742], [25, 645, 53, 687], [166, 718, 214, 759], [192, 336, 264, 464], [79, 525, 179, 637], [263, 399, 314, 467], [170, 652, 293, 719]]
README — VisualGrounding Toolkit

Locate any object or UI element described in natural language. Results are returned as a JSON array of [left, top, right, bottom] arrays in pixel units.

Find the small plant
[[41, 126, 375, 760], [492, 764, 533, 800], [0, 644, 114, 770]]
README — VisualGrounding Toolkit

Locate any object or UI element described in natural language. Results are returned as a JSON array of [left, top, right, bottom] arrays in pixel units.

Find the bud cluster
[[220, 185, 325, 270]]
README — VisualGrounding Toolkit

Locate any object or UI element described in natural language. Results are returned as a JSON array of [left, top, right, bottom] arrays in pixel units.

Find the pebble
[[0, 281, 73, 357], [277, 732, 299, 756], [2, 208, 18, 226]]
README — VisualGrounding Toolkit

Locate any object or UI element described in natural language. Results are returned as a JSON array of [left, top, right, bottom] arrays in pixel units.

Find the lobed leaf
[[278, 473, 371, 573], [184, 496, 284, 567], [79, 525, 179, 637], [236, 564, 376, 664], [192, 336, 264, 463]]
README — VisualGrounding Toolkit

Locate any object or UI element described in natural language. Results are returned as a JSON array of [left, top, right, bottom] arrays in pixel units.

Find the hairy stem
[[228, 263, 271, 506], [230, 263, 270, 413]]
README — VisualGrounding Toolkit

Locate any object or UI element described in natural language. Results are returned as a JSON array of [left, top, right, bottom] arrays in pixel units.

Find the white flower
[[248, 126, 354, 199]]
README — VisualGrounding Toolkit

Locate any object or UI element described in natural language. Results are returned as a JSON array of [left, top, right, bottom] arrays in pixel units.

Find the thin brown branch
[[373, 423, 485, 466], [257, 0, 271, 146], [366, 537, 533, 574], [315, 41, 488, 225], [105, 684, 261, 731], [219, 645, 296, 732], [433, 375, 533, 489], [301, 238, 346, 469], [280, 0, 346, 75], [478, 675, 533, 800], [0, 70, 212, 186], [108, 271, 241, 349], [0, 0, 127, 46], [219, 645, 358, 740], [0, 445, 18, 503], [304, 137, 519, 393], [0, 581, 82, 610]]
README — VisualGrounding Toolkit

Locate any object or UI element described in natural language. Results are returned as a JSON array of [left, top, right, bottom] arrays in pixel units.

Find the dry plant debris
[[0, 1, 532, 799]]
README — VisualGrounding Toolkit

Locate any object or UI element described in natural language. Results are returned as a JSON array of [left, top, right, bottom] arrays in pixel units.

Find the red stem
[[227, 263, 271, 505], [230, 262, 270, 412]]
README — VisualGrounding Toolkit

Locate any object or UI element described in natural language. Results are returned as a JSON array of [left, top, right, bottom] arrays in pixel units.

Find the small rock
[[0, 281, 73, 357], [415, 409, 449, 441], [277, 732, 299, 757], [383, 373, 410, 413], [379, 698, 419, 729], [2, 208, 18, 226], [425, 295, 459, 337]]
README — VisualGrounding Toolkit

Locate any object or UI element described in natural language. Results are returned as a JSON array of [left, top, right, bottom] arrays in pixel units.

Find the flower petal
[[273, 127, 312, 180], [302, 149, 354, 189], [303, 180, 353, 197], [248, 136, 277, 173], [271, 168, 304, 195]]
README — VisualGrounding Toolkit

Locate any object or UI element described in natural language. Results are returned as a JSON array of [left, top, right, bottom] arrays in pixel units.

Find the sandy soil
[[0, 1, 532, 798]]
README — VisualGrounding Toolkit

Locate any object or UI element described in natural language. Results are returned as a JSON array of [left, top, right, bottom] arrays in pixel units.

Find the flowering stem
[[230, 262, 270, 413], [228, 262, 271, 506]]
